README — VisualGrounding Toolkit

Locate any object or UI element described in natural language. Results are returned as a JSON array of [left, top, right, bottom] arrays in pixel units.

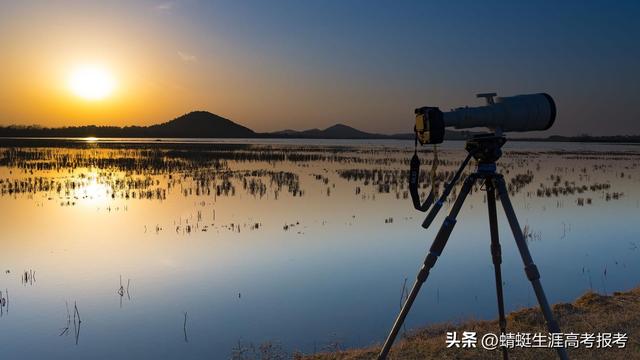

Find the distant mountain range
[[270, 123, 385, 139], [0, 111, 474, 140], [0, 111, 638, 142]]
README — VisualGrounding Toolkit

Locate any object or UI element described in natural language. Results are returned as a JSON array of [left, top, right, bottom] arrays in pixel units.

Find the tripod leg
[[494, 176, 569, 360], [421, 152, 474, 228], [486, 183, 508, 360], [378, 175, 477, 360]]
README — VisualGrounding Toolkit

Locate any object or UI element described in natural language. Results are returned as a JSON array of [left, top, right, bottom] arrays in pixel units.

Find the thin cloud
[[155, 2, 174, 12], [178, 51, 197, 63]]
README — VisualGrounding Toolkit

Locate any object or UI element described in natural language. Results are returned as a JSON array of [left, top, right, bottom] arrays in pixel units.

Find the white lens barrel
[[442, 93, 555, 132]]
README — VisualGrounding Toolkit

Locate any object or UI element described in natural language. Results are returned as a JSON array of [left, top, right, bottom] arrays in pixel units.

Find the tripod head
[[409, 133, 507, 215], [465, 133, 507, 165]]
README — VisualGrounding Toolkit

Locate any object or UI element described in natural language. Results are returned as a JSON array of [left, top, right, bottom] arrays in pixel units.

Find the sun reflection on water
[[76, 175, 111, 205]]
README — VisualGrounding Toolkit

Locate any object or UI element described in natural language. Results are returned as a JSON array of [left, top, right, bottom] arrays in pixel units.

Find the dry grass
[[301, 287, 640, 360]]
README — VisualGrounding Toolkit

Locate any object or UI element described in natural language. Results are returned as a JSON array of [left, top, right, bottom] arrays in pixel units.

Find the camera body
[[415, 107, 445, 145]]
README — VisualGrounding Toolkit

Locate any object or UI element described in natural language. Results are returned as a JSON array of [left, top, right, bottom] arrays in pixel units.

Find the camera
[[415, 93, 556, 145]]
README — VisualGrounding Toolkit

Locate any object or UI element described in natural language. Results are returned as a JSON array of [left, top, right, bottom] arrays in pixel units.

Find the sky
[[0, 0, 639, 136]]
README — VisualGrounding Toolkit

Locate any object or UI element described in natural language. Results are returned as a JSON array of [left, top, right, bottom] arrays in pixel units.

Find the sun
[[68, 65, 116, 100]]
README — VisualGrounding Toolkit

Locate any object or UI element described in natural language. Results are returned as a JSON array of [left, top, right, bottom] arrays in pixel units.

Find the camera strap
[[409, 134, 437, 212], [431, 144, 439, 197]]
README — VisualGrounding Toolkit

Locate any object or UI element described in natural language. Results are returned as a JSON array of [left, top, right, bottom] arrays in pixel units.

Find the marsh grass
[[1, 144, 637, 209]]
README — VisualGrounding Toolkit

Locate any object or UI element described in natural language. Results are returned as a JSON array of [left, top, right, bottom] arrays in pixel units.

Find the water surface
[[1, 138, 639, 359]]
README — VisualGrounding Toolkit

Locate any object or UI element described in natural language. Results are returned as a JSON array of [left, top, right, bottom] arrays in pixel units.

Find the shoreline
[[301, 287, 639, 359], [1, 136, 640, 145]]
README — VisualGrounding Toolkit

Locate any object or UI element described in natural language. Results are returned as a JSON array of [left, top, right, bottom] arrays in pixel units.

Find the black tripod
[[378, 134, 568, 360]]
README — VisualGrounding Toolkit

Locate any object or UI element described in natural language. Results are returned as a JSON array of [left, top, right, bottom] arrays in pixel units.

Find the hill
[[145, 111, 254, 138]]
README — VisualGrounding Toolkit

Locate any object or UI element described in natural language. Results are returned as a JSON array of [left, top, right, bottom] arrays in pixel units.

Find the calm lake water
[[0, 138, 639, 359]]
